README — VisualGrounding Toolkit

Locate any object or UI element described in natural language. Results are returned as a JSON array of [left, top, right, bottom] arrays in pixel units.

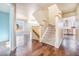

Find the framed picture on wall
[[16, 20, 24, 32]]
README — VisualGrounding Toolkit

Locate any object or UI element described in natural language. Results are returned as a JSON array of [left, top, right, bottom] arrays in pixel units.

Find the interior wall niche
[[16, 20, 24, 33], [16, 20, 25, 47]]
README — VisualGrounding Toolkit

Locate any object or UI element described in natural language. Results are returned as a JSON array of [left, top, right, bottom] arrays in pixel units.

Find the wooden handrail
[[32, 29, 39, 38]]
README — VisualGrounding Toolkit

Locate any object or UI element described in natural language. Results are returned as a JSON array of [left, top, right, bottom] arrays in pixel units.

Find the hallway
[[0, 3, 79, 56]]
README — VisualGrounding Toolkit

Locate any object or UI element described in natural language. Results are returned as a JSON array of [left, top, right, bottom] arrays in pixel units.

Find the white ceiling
[[16, 3, 78, 19], [57, 3, 78, 14], [0, 3, 77, 15], [0, 3, 10, 13], [16, 3, 53, 19]]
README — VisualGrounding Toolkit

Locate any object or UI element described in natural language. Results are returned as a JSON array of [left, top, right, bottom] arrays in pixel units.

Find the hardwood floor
[[5, 38, 79, 56], [10, 45, 32, 56], [32, 39, 79, 56]]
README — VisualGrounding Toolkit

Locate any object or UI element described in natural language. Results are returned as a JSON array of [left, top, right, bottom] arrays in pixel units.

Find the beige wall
[[76, 5, 79, 40], [33, 9, 48, 26]]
